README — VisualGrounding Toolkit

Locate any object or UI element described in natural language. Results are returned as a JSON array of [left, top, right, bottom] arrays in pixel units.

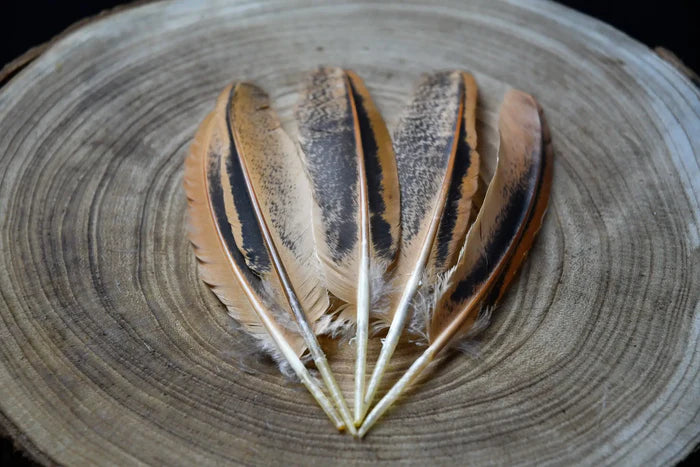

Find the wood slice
[[0, 0, 698, 464]]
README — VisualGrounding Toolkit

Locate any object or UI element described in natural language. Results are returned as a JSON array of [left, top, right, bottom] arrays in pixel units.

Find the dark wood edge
[[0, 409, 52, 466], [655, 47, 700, 88], [0, 0, 160, 89]]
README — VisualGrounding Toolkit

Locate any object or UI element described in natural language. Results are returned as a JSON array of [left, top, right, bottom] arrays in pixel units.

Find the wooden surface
[[0, 0, 698, 464]]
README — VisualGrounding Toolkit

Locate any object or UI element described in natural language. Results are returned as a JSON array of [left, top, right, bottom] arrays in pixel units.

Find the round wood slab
[[1, 0, 698, 464]]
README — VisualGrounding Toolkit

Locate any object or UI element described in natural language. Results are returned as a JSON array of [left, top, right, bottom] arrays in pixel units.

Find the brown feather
[[219, 83, 330, 333], [482, 103, 554, 306], [426, 72, 481, 279], [184, 111, 305, 362], [429, 89, 551, 349]]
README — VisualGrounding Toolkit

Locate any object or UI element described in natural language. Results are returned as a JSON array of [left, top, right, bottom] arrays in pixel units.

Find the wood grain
[[0, 0, 698, 465]]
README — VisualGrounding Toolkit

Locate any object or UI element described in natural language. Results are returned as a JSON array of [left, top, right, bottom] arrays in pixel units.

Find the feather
[[185, 83, 354, 432], [363, 71, 480, 413], [222, 83, 329, 334], [359, 88, 554, 437], [296, 67, 401, 424], [480, 101, 553, 307]]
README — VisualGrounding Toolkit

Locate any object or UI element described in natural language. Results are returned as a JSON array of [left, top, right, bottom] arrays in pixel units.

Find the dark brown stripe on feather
[[297, 68, 359, 261], [223, 87, 271, 274], [206, 146, 266, 290], [434, 112, 473, 269], [348, 78, 394, 260]]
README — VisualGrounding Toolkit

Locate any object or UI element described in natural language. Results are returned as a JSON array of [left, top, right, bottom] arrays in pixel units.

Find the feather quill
[[185, 83, 353, 432], [363, 71, 480, 414], [359, 88, 554, 437], [296, 67, 401, 424]]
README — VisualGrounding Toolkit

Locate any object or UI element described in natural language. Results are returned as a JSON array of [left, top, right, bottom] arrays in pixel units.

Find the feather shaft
[[359, 343, 437, 438], [361, 165, 456, 408], [347, 73, 373, 426]]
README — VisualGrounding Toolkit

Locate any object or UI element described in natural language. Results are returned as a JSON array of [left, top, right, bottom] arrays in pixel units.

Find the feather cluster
[[184, 67, 553, 437]]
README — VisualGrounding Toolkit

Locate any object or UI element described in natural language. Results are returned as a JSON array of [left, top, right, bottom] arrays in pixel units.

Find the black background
[[0, 1, 697, 465]]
